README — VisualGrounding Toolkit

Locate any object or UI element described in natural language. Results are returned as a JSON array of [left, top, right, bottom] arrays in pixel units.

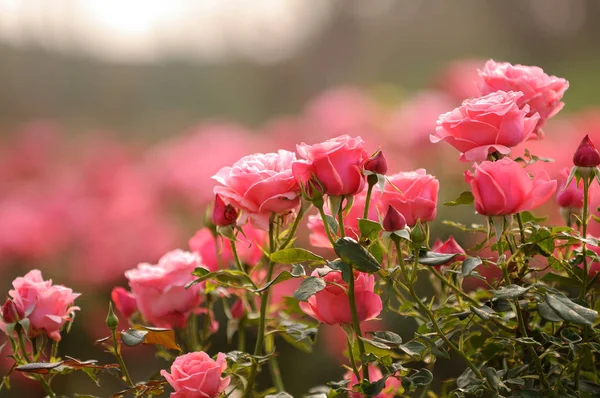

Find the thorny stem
[[363, 178, 376, 220], [279, 207, 307, 250], [316, 204, 336, 245], [580, 174, 591, 300], [346, 335, 361, 380], [244, 215, 283, 397]]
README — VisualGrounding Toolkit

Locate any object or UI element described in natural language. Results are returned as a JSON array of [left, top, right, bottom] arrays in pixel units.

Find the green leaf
[[293, 276, 326, 302], [120, 329, 147, 347], [398, 341, 426, 358], [328, 195, 343, 218], [444, 191, 474, 206], [358, 218, 382, 240], [253, 265, 305, 293], [333, 237, 381, 273], [414, 251, 457, 266], [358, 378, 386, 396], [370, 331, 402, 347], [323, 214, 339, 235], [519, 211, 547, 223], [270, 248, 325, 265], [461, 257, 482, 276], [187, 269, 256, 289], [15, 362, 63, 374], [560, 328, 582, 343], [406, 368, 433, 387], [121, 327, 181, 351], [544, 292, 598, 325], [537, 301, 564, 322], [491, 284, 531, 299], [470, 305, 494, 320], [327, 259, 353, 284]]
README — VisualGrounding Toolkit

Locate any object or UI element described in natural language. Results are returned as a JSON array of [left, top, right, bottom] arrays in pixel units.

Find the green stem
[[238, 319, 246, 352], [394, 240, 408, 278], [279, 207, 306, 250], [407, 281, 483, 380], [111, 329, 134, 387], [243, 215, 282, 397], [338, 203, 346, 238], [37, 376, 56, 398], [347, 270, 368, 381], [265, 334, 285, 391], [50, 339, 59, 361], [346, 336, 361, 380], [411, 246, 420, 283], [230, 239, 246, 274], [316, 204, 336, 245], [363, 179, 375, 220], [16, 328, 30, 363], [580, 175, 591, 300]]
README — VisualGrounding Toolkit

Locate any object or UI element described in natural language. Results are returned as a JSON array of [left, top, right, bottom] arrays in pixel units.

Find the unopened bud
[[573, 135, 600, 168], [383, 205, 406, 232], [105, 302, 119, 330], [1, 299, 23, 324], [410, 220, 427, 249], [364, 150, 388, 175], [212, 194, 238, 227]]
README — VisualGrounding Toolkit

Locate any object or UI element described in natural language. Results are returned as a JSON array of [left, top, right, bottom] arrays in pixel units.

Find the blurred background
[[1, 0, 600, 396]]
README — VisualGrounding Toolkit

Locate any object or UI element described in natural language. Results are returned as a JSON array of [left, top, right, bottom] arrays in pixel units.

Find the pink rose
[[431, 236, 467, 269], [307, 186, 380, 248], [125, 250, 204, 329], [111, 287, 138, 320], [478, 60, 569, 131], [293, 135, 369, 196], [345, 365, 401, 398], [161, 351, 230, 398], [188, 225, 266, 271], [557, 167, 585, 210], [213, 150, 301, 230], [299, 270, 382, 325], [432, 91, 540, 161], [377, 169, 439, 227], [0, 270, 79, 341], [465, 158, 557, 216]]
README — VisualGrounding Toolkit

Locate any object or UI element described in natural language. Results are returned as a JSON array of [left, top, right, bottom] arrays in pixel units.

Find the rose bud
[[383, 205, 406, 232], [573, 135, 600, 168], [431, 236, 467, 269], [363, 150, 388, 175], [1, 299, 23, 324], [111, 287, 138, 320], [212, 194, 238, 227]]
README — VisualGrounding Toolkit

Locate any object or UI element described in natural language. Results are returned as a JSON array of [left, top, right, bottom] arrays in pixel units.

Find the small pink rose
[[431, 236, 467, 269], [465, 158, 557, 216], [213, 150, 300, 230], [125, 250, 204, 329], [377, 169, 439, 227], [161, 351, 230, 398], [293, 135, 368, 196], [111, 287, 138, 320], [0, 270, 79, 341], [299, 270, 382, 325], [433, 91, 540, 161]]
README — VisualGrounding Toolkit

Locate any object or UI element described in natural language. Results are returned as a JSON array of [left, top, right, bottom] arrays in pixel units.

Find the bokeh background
[[1, 1, 600, 396]]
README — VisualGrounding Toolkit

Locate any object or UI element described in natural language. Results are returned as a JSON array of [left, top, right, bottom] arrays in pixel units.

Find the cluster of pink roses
[[433, 60, 569, 216]]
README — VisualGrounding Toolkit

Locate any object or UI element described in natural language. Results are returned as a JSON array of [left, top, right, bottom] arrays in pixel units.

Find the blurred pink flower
[[345, 365, 401, 398], [433, 59, 485, 102], [0, 270, 79, 341], [125, 250, 204, 329]]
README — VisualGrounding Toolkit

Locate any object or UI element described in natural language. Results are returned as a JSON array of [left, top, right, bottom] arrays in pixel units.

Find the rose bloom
[[557, 167, 585, 210], [111, 287, 138, 320], [465, 158, 557, 216], [188, 224, 266, 271], [299, 270, 382, 325], [161, 351, 230, 398], [432, 91, 540, 162], [307, 186, 380, 248], [479, 60, 569, 132], [0, 270, 79, 341], [125, 250, 204, 329], [293, 135, 368, 196], [345, 365, 401, 398], [213, 150, 300, 230], [377, 169, 439, 227]]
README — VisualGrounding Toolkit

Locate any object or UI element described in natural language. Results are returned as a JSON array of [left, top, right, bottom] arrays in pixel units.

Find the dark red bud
[[573, 135, 600, 168], [364, 150, 388, 175], [383, 205, 406, 232], [1, 299, 23, 323], [212, 194, 238, 226]]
